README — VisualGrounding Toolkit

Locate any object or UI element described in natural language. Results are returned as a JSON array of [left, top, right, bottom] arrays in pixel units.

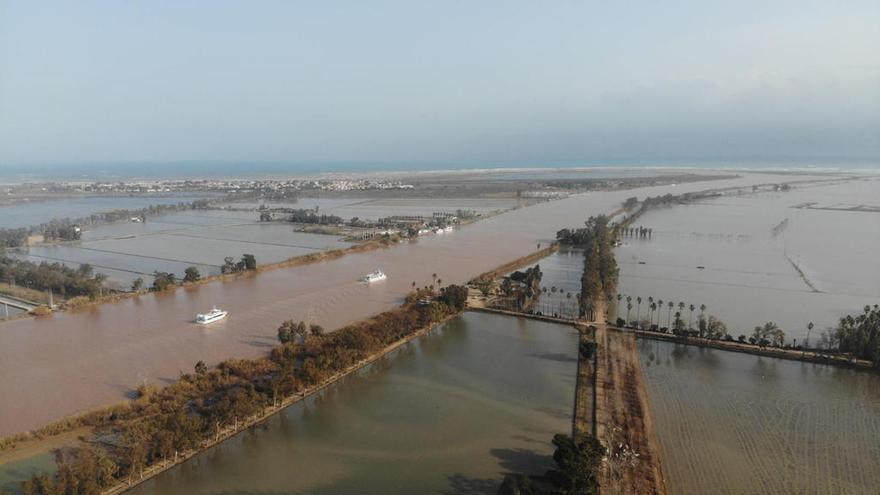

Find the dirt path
[[594, 298, 667, 494]]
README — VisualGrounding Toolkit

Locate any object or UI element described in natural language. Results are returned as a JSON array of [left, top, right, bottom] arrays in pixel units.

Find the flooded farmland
[[0, 194, 213, 229], [16, 210, 353, 288], [616, 179, 880, 341], [0, 172, 841, 436], [127, 312, 578, 495], [639, 338, 880, 494]]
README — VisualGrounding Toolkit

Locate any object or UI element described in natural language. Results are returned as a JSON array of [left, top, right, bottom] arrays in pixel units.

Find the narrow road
[[0, 295, 37, 312]]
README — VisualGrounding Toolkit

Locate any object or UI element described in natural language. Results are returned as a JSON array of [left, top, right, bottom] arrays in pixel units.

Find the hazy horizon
[[1, 1, 879, 168]]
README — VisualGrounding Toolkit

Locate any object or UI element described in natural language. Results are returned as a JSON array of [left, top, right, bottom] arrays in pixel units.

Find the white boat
[[196, 307, 228, 324], [362, 269, 387, 283]]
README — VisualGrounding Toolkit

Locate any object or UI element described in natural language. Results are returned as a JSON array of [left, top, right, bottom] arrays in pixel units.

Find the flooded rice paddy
[[0, 194, 213, 229], [616, 179, 880, 342], [228, 196, 524, 220], [639, 338, 880, 494], [127, 312, 578, 495], [0, 172, 838, 436], [15, 210, 353, 289]]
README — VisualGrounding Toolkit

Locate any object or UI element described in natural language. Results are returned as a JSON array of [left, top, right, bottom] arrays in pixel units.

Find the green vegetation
[[151, 272, 176, 291], [495, 265, 543, 312], [567, 216, 618, 318], [613, 295, 730, 341], [0, 200, 211, 249], [183, 267, 201, 283], [826, 305, 880, 367], [19, 286, 468, 495], [221, 254, 257, 274], [286, 208, 344, 225], [498, 433, 605, 495], [0, 257, 106, 298], [750, 321, 785, 348]]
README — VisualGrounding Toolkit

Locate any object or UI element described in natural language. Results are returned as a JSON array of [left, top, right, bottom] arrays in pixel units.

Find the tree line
[[572, 216, 618, 318], [613, 295, 880, 367], [144, 254, 257, 292], [0, 256, 106, 298], [20, 285, 469, 495], [0, 200, 212, 249], [826, 305, 880, 367]]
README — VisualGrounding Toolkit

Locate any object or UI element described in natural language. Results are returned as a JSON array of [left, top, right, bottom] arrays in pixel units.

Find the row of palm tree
[[537, 285, 580, 319], [613, 293, 706, 330]]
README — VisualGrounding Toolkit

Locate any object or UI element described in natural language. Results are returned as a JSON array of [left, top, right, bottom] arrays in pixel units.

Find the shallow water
[[15, 212, 353, 288], [229, 197, 523, 221], [128, 312, 578, 495], [617, 179, 880, 342], [0, 172, 834, 436], [639, 338, 880, 494], [0, 195, 212, 229]]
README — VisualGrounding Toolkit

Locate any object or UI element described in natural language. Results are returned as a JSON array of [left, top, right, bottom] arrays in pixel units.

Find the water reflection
[[129, 313, 578, 495]]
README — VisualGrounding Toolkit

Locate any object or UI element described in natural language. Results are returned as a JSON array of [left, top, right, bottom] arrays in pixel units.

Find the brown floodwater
[[124, 312, 578, 495], [616, 178, 880, 341], [639, 338, 880, 494], [0, 172, 832, 436]]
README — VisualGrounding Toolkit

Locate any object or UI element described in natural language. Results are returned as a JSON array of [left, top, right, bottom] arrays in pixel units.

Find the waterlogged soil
[[15, 211, 353, 289], [0, 194, 213, 229], [228, 196, 525, 220], [128, 312, 578, 495], [616, 179, 880, 342], [639, 338, 880, 494], [0, 172, 835, 437]]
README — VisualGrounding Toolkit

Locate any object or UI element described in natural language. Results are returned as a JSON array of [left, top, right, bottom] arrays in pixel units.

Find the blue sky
[[1, 1, 878, 168]]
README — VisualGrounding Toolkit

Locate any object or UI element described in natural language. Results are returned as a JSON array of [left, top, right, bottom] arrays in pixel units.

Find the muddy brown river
[[0, 173, 830, 436]]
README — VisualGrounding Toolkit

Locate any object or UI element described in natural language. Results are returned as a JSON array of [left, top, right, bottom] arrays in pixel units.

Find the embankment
[[596, 325, 668, 495], [617, 326, 876, 372]]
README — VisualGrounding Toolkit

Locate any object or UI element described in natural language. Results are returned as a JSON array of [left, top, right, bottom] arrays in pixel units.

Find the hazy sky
[[1, 1, 878, 168]]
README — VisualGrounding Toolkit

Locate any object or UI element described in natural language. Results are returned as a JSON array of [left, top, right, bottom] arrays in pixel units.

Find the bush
[[31, 305, 52, 316]]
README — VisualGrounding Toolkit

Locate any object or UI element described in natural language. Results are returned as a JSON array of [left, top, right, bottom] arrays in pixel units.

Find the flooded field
[[0, 194, 212, 229], [617, 179, 880, 342], [0, 172, 837, 436], [124, 312, 577, 495], [639, 338, 880, 494], [15, 210, 353, 288], [228, 196, 524, 220]]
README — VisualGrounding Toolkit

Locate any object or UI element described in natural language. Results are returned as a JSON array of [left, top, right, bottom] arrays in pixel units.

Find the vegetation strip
[[9, 285, 469, 495]]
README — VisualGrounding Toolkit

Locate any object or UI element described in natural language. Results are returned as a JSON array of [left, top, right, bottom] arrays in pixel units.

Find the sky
[[1, 1, 879, 170]]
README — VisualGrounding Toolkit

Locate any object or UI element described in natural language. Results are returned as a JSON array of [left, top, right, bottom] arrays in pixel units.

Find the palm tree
[[616, 293, 624, 320], [650, 302, 657, 327], [566, 292, 572, 318], [667, 301, 674, 327], [626, 296, 632, 323], [699, 304, 707, 318], [804, 321, 814, 356], [656, 299, 663, 326], [636, 296, 642, 323], [688, 304, 695, 329], [437, 278, 442, 287], [541, 287, 548, 314]]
